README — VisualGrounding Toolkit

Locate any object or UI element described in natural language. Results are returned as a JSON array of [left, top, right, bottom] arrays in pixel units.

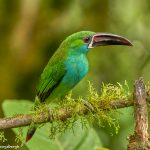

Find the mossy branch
[[0, 77, 149, 150], [0, 88, 149, 130]]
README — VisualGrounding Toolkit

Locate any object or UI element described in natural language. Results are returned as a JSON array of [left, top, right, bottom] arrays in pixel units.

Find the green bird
[[26, 31, 132, 142]]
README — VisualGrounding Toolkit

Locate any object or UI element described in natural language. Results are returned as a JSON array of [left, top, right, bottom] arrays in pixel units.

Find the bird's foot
[[49, 109, 54, 123], [81, 99, 95, 113]]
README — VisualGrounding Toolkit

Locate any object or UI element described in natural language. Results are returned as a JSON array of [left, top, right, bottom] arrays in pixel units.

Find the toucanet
[[26, 31, 132, 142]]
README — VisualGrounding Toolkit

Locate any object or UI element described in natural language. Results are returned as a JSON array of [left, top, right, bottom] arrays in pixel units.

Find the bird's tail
[[26, 126, 37, 142], [26, 95, 44, 142], [26, 96, 41, 142]]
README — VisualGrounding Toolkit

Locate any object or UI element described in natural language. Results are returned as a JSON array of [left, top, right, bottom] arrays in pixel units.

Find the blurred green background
[[0, 0, 150, 149]]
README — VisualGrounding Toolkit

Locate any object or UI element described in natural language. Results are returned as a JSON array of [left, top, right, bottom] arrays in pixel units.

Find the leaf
[[2, 100, 60, 150], [59, 121, 102, 150], [114, 107, 134, 149], [2, 100, 103, 150], [2, 99, 32, 115]]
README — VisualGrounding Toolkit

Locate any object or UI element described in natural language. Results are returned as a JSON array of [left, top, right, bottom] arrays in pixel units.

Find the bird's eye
[[83, 37, 90, 43]]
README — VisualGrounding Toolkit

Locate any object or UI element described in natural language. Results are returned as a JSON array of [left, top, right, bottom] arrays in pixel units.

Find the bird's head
[[61, 31, 132, 54]]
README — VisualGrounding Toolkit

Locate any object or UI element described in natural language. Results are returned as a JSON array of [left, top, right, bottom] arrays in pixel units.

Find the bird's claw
[[82, 99, 95, 113], [49, 109, 54, 123]]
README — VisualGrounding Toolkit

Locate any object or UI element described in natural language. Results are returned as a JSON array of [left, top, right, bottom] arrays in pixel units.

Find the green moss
[[100, 80, 130, 101], [47, 81, 130, 138], [26, 99, 50, 141], [15, 127, 24, 146], [48, 93, 85, 139], [0, 131, 7, 142], [85, 81, 124, 134], [27, 81, 131, 139]]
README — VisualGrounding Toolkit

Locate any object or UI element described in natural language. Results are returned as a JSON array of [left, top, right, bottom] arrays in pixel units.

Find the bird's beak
[[88, 33, 133, 48]]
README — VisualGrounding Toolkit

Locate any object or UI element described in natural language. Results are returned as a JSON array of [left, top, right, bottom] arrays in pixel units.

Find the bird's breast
[[63, 54, 89, 87]]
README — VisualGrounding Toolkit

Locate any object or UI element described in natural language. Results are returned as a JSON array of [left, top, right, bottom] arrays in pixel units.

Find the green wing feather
[[36, 50, 66, 102]]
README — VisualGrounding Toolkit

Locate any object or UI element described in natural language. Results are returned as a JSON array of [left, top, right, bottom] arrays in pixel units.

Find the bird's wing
[[36, 53, 66, 102]]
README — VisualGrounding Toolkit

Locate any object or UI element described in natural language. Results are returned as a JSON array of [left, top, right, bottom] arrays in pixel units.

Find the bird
[[26, 31, 132, 142]]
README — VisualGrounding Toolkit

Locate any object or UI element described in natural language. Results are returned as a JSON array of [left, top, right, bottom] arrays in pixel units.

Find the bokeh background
[[0, 0, 150, 149]]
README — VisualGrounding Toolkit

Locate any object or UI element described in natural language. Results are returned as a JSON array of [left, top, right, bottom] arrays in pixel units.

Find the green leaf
[[2, 100, 60, 150], [2, 99, 32, 115], [2, 100, 103, 150], [59, 121, 103, 150]]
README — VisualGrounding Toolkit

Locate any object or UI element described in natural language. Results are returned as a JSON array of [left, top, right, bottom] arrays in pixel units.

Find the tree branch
[[0, 81, 149, 130], [128, 79, 150, 150]]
